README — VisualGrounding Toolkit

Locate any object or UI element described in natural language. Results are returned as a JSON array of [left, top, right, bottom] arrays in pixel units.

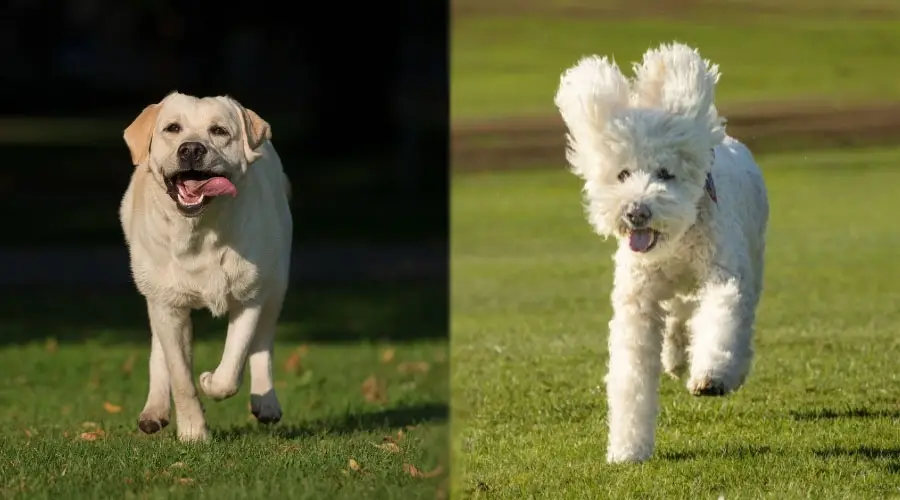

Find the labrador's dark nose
[[177, 142, 207, 162], [625, 203, 652, 227]]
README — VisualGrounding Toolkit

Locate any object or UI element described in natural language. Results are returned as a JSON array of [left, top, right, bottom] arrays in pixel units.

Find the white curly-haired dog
[[554, 42, 769, 463]]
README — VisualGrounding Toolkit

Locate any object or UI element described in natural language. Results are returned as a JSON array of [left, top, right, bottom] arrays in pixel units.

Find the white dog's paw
[[687, 375, 728, 397], [250, 392, 283, 425], [199, 371, 240, 401], [606, 447, 652, 464]]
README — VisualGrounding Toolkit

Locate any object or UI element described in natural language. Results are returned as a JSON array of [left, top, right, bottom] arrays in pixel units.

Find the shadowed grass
[[451, 147, 900, 498], [0, 284, 448, 499]]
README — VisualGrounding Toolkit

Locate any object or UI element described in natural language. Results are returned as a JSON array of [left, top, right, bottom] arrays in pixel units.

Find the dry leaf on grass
[[383, 429, 405, 443], [177, 478, 195, 486], [45, 338, 59, 354], [361, 375, 388, 404], [23, 429, 32, 438], [79, 430, 106, 441], [348, 458, 361, 472], [403, 464, 444, 479], [380, 348, 396, 363], [103, 401, 123, 414], [121, 354, 137, 376], [397, 361, 431, 375], [372, 442, 401, 453], [283, 345, 310, 375]]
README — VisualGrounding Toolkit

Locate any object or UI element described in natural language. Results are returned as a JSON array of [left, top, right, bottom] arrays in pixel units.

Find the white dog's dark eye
[[164, 123, 181, 134], [656, 168, 675, 181], [209, 126, 229, 137], [617, 170, 631, 182]]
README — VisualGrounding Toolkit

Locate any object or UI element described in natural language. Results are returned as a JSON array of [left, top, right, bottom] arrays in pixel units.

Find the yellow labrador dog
[[120, 92, 292, 441]]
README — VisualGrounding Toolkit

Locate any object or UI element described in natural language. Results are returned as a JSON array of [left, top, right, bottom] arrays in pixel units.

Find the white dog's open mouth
[[165, 170, 238, 216], [628, 228, 659, 253]]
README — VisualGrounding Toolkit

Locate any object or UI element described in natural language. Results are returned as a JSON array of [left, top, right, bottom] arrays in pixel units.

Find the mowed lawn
[[452, 14, 900, 120], [0, 283, 448, 499], [451, 148, 900, 498]]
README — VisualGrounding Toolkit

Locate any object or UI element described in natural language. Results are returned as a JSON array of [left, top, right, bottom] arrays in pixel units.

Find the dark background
[[0, 0, 449, 344]]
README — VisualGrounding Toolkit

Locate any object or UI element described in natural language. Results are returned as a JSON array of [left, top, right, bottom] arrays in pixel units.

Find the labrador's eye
[[164, 123, 182, 134], [656, 168, 675, 181], [209, 125, 229, 137], [617, 170, 631, 182]]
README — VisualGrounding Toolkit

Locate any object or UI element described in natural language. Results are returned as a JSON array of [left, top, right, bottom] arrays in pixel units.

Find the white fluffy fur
[[554, 42, 769, 463]]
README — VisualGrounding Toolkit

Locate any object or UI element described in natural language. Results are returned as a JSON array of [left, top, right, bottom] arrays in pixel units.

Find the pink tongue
[[629, 229, 655, 252], [181, 177, 237, 197]]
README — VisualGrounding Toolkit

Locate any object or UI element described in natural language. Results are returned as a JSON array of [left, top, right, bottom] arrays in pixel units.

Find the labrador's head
[[123, 92, 271, 217]]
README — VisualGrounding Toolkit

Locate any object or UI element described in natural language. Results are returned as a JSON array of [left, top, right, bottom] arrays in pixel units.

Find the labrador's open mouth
[[165, 170, 237, 216], [628, 228, 660, 253]]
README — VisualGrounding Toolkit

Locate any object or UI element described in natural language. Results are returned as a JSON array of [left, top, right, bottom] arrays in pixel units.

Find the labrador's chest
[[132, 231, 261, 317]]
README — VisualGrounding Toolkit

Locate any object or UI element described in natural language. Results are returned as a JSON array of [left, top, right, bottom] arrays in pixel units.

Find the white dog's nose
[[625, 203, 652, 227]]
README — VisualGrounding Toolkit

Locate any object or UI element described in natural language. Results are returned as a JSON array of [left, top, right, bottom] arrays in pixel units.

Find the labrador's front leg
[[146, 300, 208, 442], [199, 300, 262, 400]]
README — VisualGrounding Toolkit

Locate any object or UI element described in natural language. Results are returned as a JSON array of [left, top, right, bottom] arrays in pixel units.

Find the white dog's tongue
[[629, 229, 655, 253], [180, 177, 237, 197]]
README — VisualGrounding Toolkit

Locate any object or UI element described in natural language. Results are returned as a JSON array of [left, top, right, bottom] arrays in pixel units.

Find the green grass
[[0, 283, 448, 499], [452, 15, 900, 120], [451, 147, 900, 498]]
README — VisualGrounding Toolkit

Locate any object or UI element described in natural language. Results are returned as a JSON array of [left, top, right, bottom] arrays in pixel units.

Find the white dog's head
[[123, 92, 271, 217], [554, 42, 725, 259]]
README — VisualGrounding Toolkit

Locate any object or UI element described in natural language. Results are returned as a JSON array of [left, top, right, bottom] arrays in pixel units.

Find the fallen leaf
[[23, 429, 31, 438], [383, 429, 405, 443], [403, 463, 444, 478], [348, 458, 361, 472], [361, 375, 387, 404], [45, 338, 59, 354], [121, 354, 137, 376], [397, 361, 431, 374], [284, 352, 303, 375], [103, 401, 123, 414], [79, 430, 106, 441], [283, 345, 310, 375], [373, 442, 401, 453], [380, 348, 396, 363], [177, 478, 195, 486]]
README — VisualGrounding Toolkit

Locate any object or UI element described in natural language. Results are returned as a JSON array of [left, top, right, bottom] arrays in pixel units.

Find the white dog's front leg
[[605, 278, 666, 464], [146, 300, 208, 442], [687, 273, 757, 396], [199, 300, 262, 400]]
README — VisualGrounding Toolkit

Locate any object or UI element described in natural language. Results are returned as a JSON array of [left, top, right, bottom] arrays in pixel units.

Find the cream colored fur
[[120, 92, 293, 442]]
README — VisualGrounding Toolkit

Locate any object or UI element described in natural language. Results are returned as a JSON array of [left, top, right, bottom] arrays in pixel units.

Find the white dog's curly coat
[[554, 42, 769, 463]]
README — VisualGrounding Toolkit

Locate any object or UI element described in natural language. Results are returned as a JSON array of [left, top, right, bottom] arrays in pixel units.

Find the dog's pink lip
[[628, 228, 659, 253]]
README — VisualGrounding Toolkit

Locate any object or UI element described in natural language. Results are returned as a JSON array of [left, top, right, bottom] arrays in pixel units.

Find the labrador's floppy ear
[[123, 104, 162, 166], [227, 98, 271, 164]]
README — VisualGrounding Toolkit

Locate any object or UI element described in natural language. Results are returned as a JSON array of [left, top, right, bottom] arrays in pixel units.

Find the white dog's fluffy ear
[[632, 42, 726, 145], [554, 56, 630, 179]]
